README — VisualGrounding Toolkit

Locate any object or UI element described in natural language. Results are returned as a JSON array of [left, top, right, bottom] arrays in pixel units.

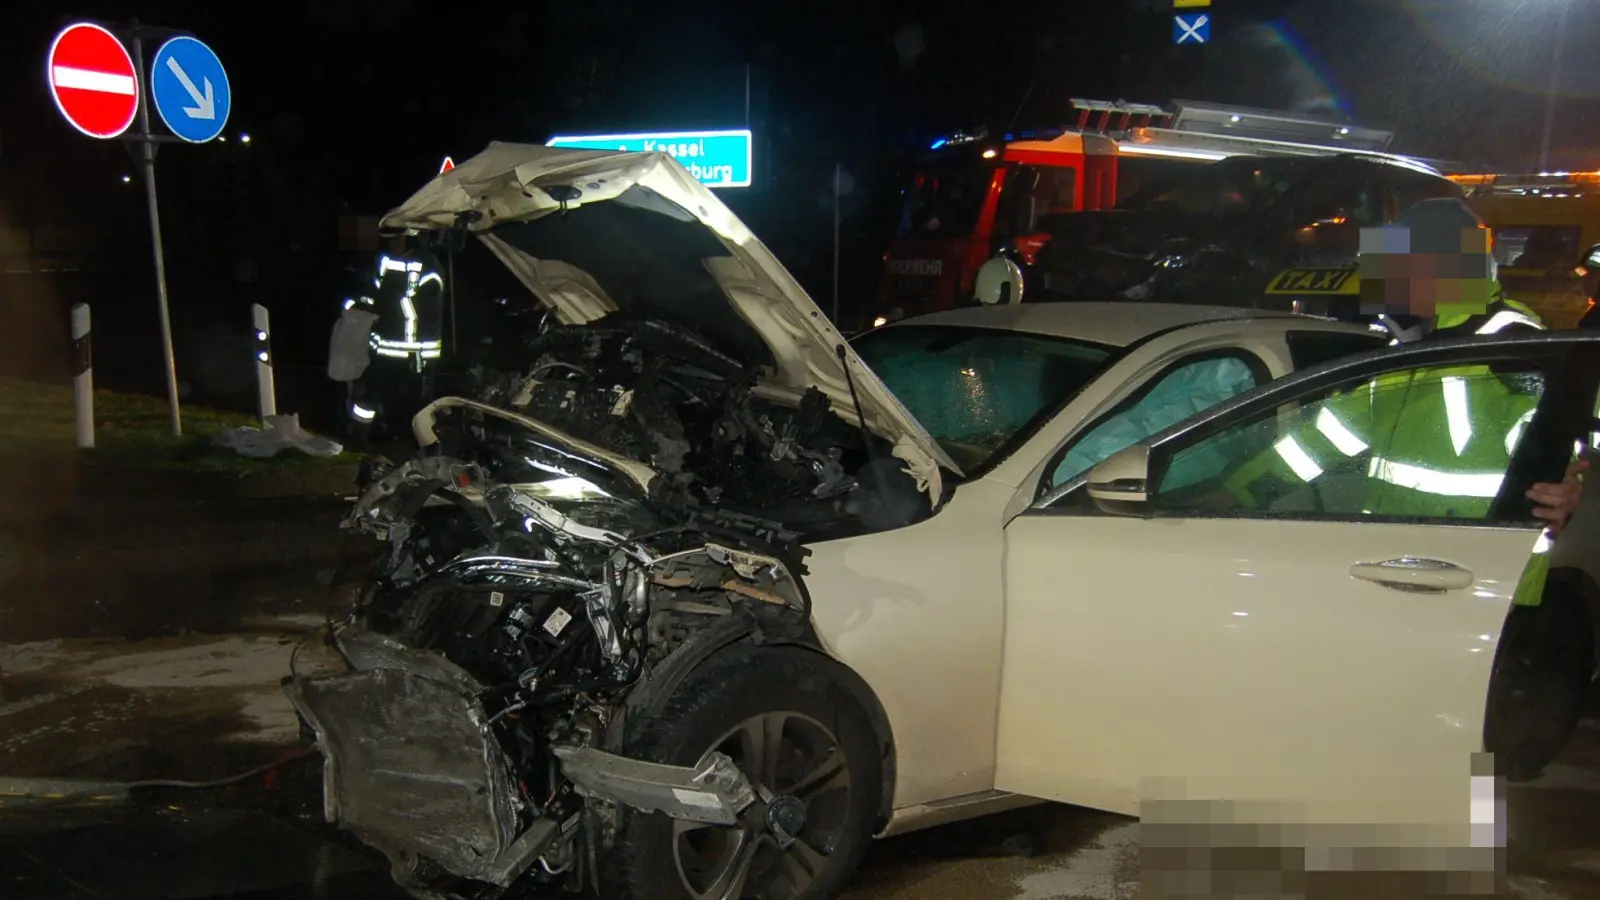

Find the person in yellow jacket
[[1208, 196, 1587, 778], [1219, 198, 1584, 557]]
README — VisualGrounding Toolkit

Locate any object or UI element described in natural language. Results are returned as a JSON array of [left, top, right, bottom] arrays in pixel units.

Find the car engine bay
[[284, 313, 930, 898]]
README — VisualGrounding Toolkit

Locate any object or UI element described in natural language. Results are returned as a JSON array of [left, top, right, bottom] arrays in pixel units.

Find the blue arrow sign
[[150, 36, 231, 143], [1174, 12, 1211, 44], [546, 129, 753, 189]]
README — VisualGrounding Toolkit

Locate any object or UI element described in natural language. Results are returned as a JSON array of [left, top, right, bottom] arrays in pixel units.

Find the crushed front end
[[284, 344, 916, 896]]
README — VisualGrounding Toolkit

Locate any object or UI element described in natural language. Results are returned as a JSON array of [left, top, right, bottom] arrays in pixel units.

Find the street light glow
[[240, 133, 251, 144]]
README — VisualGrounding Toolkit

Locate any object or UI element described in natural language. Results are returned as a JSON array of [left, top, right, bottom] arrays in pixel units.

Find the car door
[[994, 335, 1600, 837]]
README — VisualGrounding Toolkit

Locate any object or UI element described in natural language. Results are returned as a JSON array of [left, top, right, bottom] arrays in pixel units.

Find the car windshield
[[897, 159, 997, 238], [1118, 157, 1308, 215], [853, 324, 1117, 472]]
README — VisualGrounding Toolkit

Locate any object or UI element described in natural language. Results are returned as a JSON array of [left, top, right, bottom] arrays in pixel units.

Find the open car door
[[994, 333, 1600, 856]]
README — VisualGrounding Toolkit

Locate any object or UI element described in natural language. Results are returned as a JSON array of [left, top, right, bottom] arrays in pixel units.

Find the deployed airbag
[[1052, 356, 1258, 488]]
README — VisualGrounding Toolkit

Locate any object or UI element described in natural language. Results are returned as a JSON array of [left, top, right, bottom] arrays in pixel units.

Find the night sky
[[1, 0, 1596, 401]]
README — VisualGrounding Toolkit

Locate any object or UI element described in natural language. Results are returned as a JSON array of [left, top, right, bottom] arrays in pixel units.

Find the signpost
[[47, 23, 138, 139], [149, 36, 231, 143], [545, 129, 754, 189], [438, 157, 457, 351], [1174, 12, 1211, 44], [47, 21, 233, 435]]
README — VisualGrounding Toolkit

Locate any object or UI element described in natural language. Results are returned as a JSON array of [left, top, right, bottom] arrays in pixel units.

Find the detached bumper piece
[[553, 745, 758, 826], [283, 631, 554, 888]]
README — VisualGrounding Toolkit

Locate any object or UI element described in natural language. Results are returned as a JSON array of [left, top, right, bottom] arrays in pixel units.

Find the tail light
[[1014, 233, 1053, 266]]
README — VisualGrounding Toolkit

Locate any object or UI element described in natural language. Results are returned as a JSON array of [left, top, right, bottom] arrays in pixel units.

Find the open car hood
[[380, 143, 960, 486]]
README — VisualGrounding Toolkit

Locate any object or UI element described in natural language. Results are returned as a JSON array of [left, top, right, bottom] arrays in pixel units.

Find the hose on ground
[[0, 746, 317, 809]]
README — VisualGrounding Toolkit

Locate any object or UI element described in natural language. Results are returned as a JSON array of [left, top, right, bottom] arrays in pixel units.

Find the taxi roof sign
[[1266, 267, 1360, 296]]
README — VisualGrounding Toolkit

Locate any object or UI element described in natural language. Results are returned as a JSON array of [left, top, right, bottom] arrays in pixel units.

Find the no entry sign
[[48, 23, 139, 139]]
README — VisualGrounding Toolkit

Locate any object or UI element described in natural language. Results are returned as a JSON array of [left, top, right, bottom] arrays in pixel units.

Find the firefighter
[[330, 235, 446, 450]]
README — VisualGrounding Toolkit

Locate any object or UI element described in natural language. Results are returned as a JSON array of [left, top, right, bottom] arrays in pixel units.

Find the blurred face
[[1358, 224, 1493, 319]]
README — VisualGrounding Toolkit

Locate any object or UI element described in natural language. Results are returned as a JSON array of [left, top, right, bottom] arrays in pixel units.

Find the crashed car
[[287, 144, 1600, 899]]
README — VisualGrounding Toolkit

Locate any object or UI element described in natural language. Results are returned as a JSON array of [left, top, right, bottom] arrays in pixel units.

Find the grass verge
[[0, 379, 356, 474]]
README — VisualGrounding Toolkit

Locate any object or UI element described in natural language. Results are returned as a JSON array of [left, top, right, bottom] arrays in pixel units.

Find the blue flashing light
[[930, 138, 948, 150]]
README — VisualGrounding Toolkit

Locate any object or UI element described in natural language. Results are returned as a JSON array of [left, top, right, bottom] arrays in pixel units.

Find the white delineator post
[[251, 303, 277, 419], [71, 303, 94, 449]]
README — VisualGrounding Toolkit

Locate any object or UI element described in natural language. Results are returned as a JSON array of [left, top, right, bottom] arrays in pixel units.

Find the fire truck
[[876, 99, 1426, 325], [1450, 171, 1600, 329]]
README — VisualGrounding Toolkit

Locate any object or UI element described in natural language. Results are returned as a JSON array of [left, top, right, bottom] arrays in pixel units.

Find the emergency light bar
[[929, 128, 987, 150]]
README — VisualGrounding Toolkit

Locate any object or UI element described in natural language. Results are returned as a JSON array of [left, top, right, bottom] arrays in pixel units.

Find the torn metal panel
[[283, 637, 551, 888]]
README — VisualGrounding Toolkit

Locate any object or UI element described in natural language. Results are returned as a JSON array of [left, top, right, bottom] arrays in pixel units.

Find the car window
[[996, 166, 1079, 243], [1119, 157, 1307, 215], [1043, 353, 1264, 491], [1496, 225, 1582, 270], [1285, 330, 1391, 370], [853, 325, 1117, 473], [899, 161, 997, 238], [1150, 364, 1547, 523], [1296, 172, 1382, 227], [1388, 170, 1463, 213]]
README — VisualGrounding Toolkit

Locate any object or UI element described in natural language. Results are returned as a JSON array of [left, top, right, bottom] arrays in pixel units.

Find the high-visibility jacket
[[346, 251, 445, 370], [1220, 359, 1559, 605], [1435, 286, 1543, 336]]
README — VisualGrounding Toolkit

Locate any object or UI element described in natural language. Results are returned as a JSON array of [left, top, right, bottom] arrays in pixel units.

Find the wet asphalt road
[[3, 730, 1600, 900]]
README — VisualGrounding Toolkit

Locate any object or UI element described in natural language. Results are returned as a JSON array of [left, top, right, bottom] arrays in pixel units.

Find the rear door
[[995, 336, 1600, 837]]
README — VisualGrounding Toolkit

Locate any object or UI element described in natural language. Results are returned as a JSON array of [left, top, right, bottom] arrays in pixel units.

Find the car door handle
[[1349, 557, 1474, 593]]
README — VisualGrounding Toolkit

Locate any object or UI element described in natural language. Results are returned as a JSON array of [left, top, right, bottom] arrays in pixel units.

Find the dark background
[[1, 0, 1596, 423]]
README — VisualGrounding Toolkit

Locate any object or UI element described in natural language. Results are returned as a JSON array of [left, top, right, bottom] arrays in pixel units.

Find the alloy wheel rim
[[672, 710, 853, 900]]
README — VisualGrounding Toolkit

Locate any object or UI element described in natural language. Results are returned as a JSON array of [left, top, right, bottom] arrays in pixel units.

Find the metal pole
[[129, 28, 183, 435], [251, 303, 276, 419], [1539, 1, 1569, 172], [832, 162, 841, 324], [71, 303, 94, 449]]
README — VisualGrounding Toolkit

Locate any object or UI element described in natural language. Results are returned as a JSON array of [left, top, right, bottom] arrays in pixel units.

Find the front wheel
[[604, 645, 883, 900]]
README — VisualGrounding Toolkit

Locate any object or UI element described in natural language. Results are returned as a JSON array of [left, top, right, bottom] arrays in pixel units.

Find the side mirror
[[1086, 443, 1152, 514]]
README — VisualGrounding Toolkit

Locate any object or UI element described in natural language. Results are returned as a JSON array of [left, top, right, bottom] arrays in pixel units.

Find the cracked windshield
[[4, 2, 1600, 900]]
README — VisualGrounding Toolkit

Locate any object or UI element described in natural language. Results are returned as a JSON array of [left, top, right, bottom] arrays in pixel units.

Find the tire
[[1484, 580, 1595, 780], [604, 645, 883, 900]]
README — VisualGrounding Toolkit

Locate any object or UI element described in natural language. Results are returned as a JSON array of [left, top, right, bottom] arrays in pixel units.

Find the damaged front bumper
[[284, 629, 758, 889]]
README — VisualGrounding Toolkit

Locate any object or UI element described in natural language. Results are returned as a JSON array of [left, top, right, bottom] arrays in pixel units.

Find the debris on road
[[212, 414, 342, 459]]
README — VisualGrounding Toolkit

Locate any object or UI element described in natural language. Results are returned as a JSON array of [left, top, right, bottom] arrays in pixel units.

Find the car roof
[[886, 302, 1343, 348]]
